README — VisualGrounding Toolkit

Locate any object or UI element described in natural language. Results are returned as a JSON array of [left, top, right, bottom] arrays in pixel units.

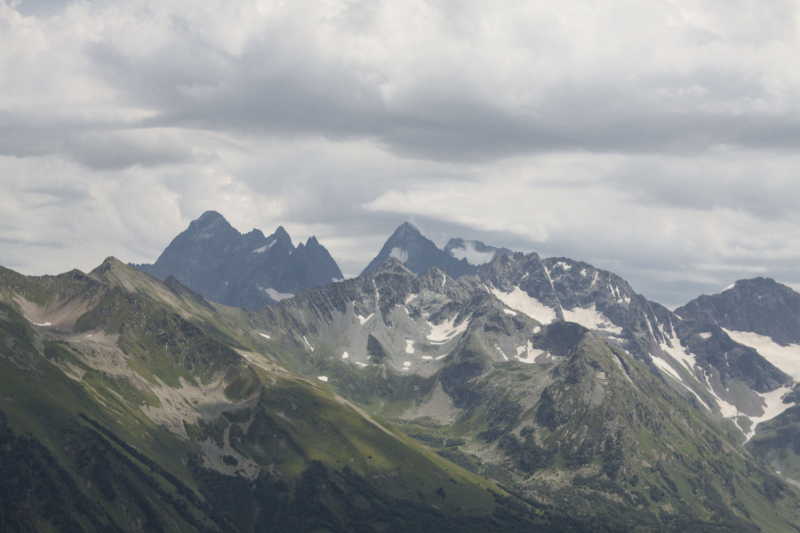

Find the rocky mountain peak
[[195, 209, 224, 223], [91, 256, 121, 275], [362, 222, 477, 279], [675, 277, 800, 345], [271, 225, 294, 249], [375, 256, 413, 275], [130, 212, 342, 309]]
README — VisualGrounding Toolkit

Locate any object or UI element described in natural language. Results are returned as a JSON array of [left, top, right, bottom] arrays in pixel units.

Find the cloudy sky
[[1, 0, 798, 307]]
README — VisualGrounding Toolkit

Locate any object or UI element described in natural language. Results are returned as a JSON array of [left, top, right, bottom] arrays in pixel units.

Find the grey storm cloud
[[84, 35, 800, 161], [0, 0, 798, 308]]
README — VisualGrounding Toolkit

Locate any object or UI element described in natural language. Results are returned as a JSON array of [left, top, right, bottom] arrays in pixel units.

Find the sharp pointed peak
[[396, 221, 421, 233], [270, 226, 294, 249]]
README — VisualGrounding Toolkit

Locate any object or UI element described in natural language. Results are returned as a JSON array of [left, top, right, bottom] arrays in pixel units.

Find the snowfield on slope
[[426, 315, 470, 343], [723, 329, 800, 380], [490, 286, 556, 324], [562, 303, 623, 334], [656, 333, 796, 440]]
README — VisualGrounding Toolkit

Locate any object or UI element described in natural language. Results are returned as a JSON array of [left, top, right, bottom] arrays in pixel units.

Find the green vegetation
[[1, 258, 800, 532]]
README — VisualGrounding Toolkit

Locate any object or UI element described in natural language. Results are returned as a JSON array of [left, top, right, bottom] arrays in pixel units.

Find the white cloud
[[0, 0, 798, 307]]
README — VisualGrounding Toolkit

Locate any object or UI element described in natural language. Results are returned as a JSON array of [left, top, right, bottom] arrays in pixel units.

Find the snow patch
[[555, 261, 572, 271], [699, 332, 712, 340], [404, 294, 416, 304], [252, 240, 276, 254], [357, 313, 374, 325], [426, 315, 470, 343], [303, 336, 314, 351], [403, 361, 411, 367], [259, 333, 270, 339], [317, 376, 328, 382], [31, 322, 52, 327], [490, 286, 557, 324], [723, 329, 800, 380], [496, 346, 508, 361], [405, 340, 415, 354], [264, 288, 294, 301], [332, 278, 344, 282], [652, 357, 682, 382], [533, 326, 541, 334], [745, 386, 794, 441], [716, 283, 736, 295], [448, 242, 496, 265], [515, 340, 543, 363], [659, 337, 697, 371], [655, 339, 749, 420], [390, 247, 409, 262], [342, 352, 349, 359], [706, 381, 739, 419], [503, 309, 517, 316], [562, 303, 623, 334], [421, 356, 433, 360], [355, 362, 368, 367]]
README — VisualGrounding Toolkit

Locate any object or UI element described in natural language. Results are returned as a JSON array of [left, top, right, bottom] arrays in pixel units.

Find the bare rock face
[[131, 211, 343, 309], [361, 222, 477, 279], [675, 277, 800, 346]]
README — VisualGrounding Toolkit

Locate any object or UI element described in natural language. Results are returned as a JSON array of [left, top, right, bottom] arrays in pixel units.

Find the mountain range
[[131, 211, 343, 309], [361, 221, 515, 279], [2, 215, 800, 532]]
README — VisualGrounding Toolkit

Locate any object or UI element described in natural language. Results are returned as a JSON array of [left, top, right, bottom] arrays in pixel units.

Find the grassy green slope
[[748, 406, 800, 486], [0, 260, 569, 532]]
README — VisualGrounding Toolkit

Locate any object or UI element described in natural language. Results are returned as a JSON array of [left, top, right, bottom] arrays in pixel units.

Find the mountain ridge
[[3, 228, 800, 531], [130, 211, 343, 310], [361, 222, 478, 279]]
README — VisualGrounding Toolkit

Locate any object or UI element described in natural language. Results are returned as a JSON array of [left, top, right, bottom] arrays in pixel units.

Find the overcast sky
[[1, 0, 798, 307]]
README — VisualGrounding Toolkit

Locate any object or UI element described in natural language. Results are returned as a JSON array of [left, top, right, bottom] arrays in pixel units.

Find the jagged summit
[[271, 225, 294, 248], [130, 212, 342, 309], [361, 222, 477, 279], [676, 277, 800, 345], [4, 242, 800, 530]]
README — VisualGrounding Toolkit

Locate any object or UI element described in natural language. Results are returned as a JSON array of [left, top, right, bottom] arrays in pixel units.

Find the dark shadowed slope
[[131, 211, 343, 309]]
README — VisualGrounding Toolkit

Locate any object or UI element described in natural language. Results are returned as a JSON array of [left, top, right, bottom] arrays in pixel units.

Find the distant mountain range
[[130, 211, 343, 309], [3, 214, 800, 532], [361, 221, 515, 279], [131, 215, 517, 310]]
